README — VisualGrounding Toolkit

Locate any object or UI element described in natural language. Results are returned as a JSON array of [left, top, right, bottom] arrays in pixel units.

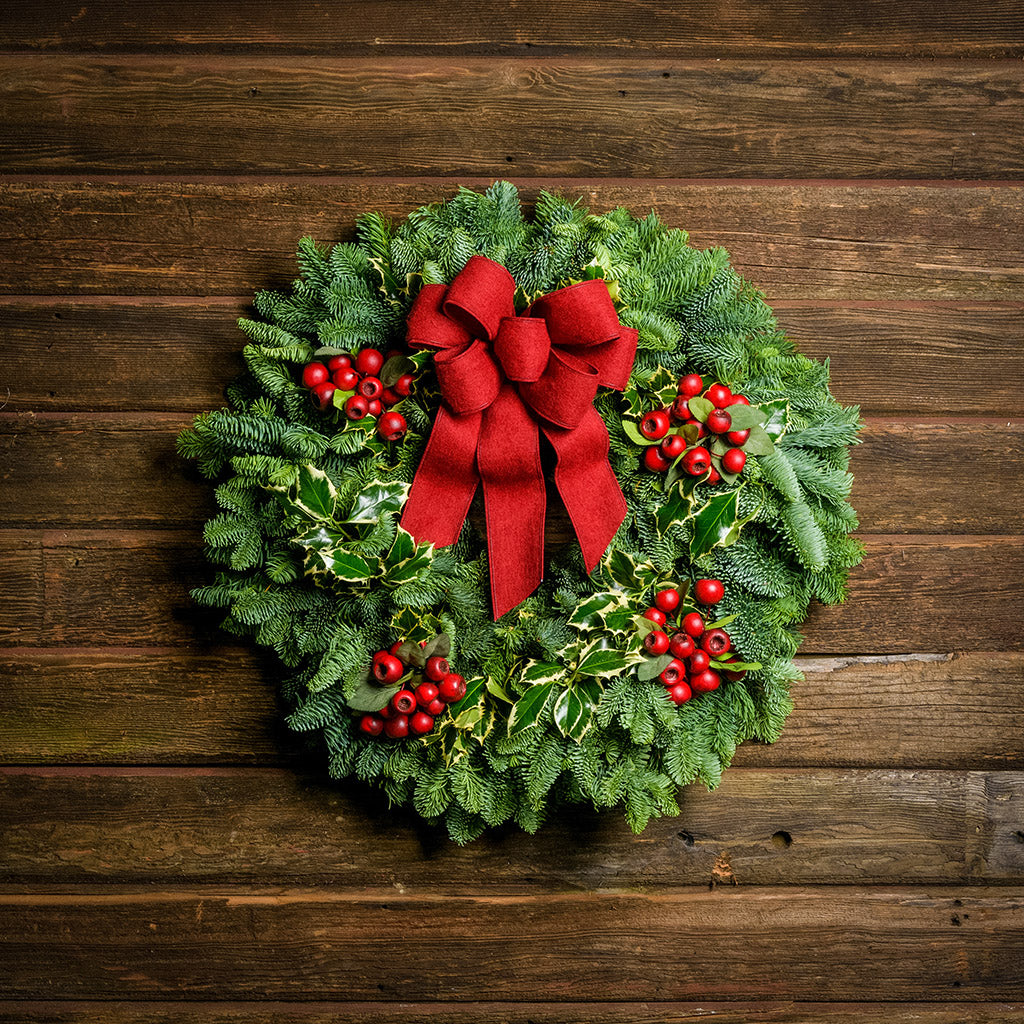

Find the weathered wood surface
[[3, 58, 1022, 178], [1, 767, 1020, 886], [4, 1, 1023, 57], [3, 300, 1024, 416], [3, 650, 1020, 768], [2, 182, 1021, 300], [1, 888, 1021, 1000], [2, 414, 1021, 533], [1, 532, 1021, 651], [2, 1002, 1024, 1024]]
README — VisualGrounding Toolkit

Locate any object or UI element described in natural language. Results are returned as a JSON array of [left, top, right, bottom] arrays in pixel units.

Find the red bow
[[400, 255, 638, 619]]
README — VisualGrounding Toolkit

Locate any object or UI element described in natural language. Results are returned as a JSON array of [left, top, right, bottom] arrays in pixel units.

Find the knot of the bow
[[401, 255, 638, 619]]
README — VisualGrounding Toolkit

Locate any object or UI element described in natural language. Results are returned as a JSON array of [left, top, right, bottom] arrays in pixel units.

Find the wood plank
[[2, 414, 1021, 534], [0, 888, 1021, 1000], [2, 650, 1020, 768], [3, 300, 1024, 416], [2, 58, 1022, 178], [2, 182, 1021, 300], [1, 767, 1020, 886], [2, 1002, 1023, 1024], [3, 1, 1023, 58], [0, 532, 1021, 652]]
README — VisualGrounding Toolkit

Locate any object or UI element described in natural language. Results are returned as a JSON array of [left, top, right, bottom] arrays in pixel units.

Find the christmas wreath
[[179, 182, 863, 843]]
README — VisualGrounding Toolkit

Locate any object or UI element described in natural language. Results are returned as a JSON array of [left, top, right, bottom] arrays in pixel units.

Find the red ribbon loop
[[401, 255, 638, 619]]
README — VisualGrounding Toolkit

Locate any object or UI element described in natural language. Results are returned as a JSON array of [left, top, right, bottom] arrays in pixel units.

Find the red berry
[[383, 714, 409, 739], [728, 394, 751, 406], [333, 368, 360, 390], [381, 387, 401, 407], [377, 410, 407, 442], [706, 467, 722, 485], [327, 354, 352, 373], [644, 629, 670, 655], [358, 375, 384, 400], [654, 588, 681, 615], [394, 373, 415, 397], [409, 711, 435, 735], [359, 714, 384, 737], [643, 446, 671, 472], [425, 698, 446, 716], [706, 383, 732, 407], [670, 397, 691, 423], [681, 446, 710, 477], [701, 628, 732, 656], [682, 611, 705, 638], [301, 362, 329, 389], [372, 652, 404, 685], [415, 682, 439, 706], [438, 673, 467, 703], [678, 374, 704, 398], [669, 632, 695, 659], [691, 669, 721, 693], [706, 408, 732, 434], [689, 649, 710, 674], [424, 656, 450, 682], [366, 398, 382, 418], [639, 409, 671, 440], [391, 689, 416, 715], [726, 428, 749, 446], [659, 658, 685, 687], [722, 448, 746, 475], [378, 704, 394, 720], [694, 578, 724, 605], [345, 394, 369, 420], [642, 607, 667, 627], [354, 348, 384, 376], [660, 434, 685, 460], [666, 681, 693, 705], [310, 381, 336, 410]]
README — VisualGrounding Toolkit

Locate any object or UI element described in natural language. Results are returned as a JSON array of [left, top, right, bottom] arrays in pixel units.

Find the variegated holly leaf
[[389, 607, 444, 645], [274, 464, 338, 522], [315, 547, 376, 581], [689, 489, 741, 559], [643, 366, 678, 407], [760, 399, 789, 440], [486, 676, 514, 703], [655, 483, 696, 535], [506, 680, 557, 738], [620, 385, 646, 420], [567, 591, 631, 632], [519, 660, 564, 687], [576, 639, 641, 679], [601, 548, 659, 593], [347, 480, 410, 523], [450, 674, 488, 731], [553, 678, 603, 742], [382, 526, 433, 584]]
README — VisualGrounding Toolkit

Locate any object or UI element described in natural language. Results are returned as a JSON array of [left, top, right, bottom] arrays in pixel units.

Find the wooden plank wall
[[1, 3, 1023, 1021]]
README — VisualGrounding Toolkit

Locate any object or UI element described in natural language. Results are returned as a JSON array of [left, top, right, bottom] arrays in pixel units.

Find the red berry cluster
[[640, 579, 747, 705], [359, 643, 467, 740], [300, 348, 413, 442], [640, 374, 750, 482]]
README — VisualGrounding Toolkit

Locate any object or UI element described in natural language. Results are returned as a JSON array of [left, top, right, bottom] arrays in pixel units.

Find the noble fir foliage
[[178, 182, 863, 843]]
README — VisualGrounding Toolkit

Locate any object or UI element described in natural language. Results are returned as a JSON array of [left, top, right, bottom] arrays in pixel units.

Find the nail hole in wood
[[771, 830, 792, 848], [677, 830, 695, 847]]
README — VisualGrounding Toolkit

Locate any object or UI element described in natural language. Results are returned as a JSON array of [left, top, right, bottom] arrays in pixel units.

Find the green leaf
[[313, 345, 349, 357], [389, 607, 444, 646], [620, 385, 645, 420], [323, 548, 376, 582], [553, 678, 603, 742], [576, 640, 638, 679], [506, 681, 556, 737], [655, 484, 696, 535], [705, 613, 738, 630], [331, 387, 357, 410], [394, 639, 426, 668], [601, 548, 659, 593], [567, 591, 631, 632], [644, 366, 678, 407], [689, 489, 740, 559], [622, 419, 657, 446], [710, 657, 762, 673], [741, 423, 776, 456], [421, 632, 451, 659], [722, 404, 767, 431], [485, 676, 514, 703], [380, 354, 416, 387], [637, 653, 673, 681], [687, 396, 714, 422], [293, 464, 338, 521], [520, 660, 564, 687], [346, 679, 399, 713], [450, 674, 487, 729], [347, 480, 411, 524], [294, 525, 346, 552], [710, 436, 730, 456], [382, 526, 433, 583], [760, 400, 789, 440]]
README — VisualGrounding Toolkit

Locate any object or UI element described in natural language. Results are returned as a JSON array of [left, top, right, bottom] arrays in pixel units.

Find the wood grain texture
[[1, 888, 1021, 1000], [1, 767, 1020, 886], [2, 414, 1021, 533], [1, 532, 1021, 651], [2, 300, 1024, 415], [2, 650, 1020, 768], [2, 182, 1021, 300], [3, 1, 1023, 57], [3, 58, 1022, 178], [2, 1003, 1024, 1024]]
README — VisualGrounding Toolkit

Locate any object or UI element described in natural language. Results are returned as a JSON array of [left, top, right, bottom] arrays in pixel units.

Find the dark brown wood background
[[2, 3, 1023, 1022]]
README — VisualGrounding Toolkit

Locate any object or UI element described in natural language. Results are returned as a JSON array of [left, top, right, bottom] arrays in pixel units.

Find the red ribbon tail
[[542, 407, 627, 573], [477, 383, 547, 620], [400, 406, 482, 549]]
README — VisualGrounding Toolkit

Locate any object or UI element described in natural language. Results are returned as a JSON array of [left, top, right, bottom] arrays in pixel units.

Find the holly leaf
[[449, 674, 487, 730], [687, 396, 714, 422], [643, 366, 678, 407], [576, 640, 639, 679], [689, 489, 740, 559], [741, 424, 776, 456], [382, 526, 433, 583], [291, 464, 338, 521], [722, 404, 767, 431], [760, 400, 789, 440], [601, 548, 659, 593], [637, 653, 673, 681], [602, 606, 638, 634], [553, 678, 603, 742], [567, 591, 631, 632], [622, 419, 657, 446], [347, 480, 411, 523], [347, 678, 400, 713], [506, 681, 556, 738], [485, 676, 514, 703], [389, 607, 444, 647], [322, 548, 376, 582], [620, 385, 645, 420], [519, 660, 564, 687], [655, 484, 696, 535]]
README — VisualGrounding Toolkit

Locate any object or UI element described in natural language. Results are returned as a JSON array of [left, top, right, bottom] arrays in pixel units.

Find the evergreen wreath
[[179, 182, 863, 843]]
